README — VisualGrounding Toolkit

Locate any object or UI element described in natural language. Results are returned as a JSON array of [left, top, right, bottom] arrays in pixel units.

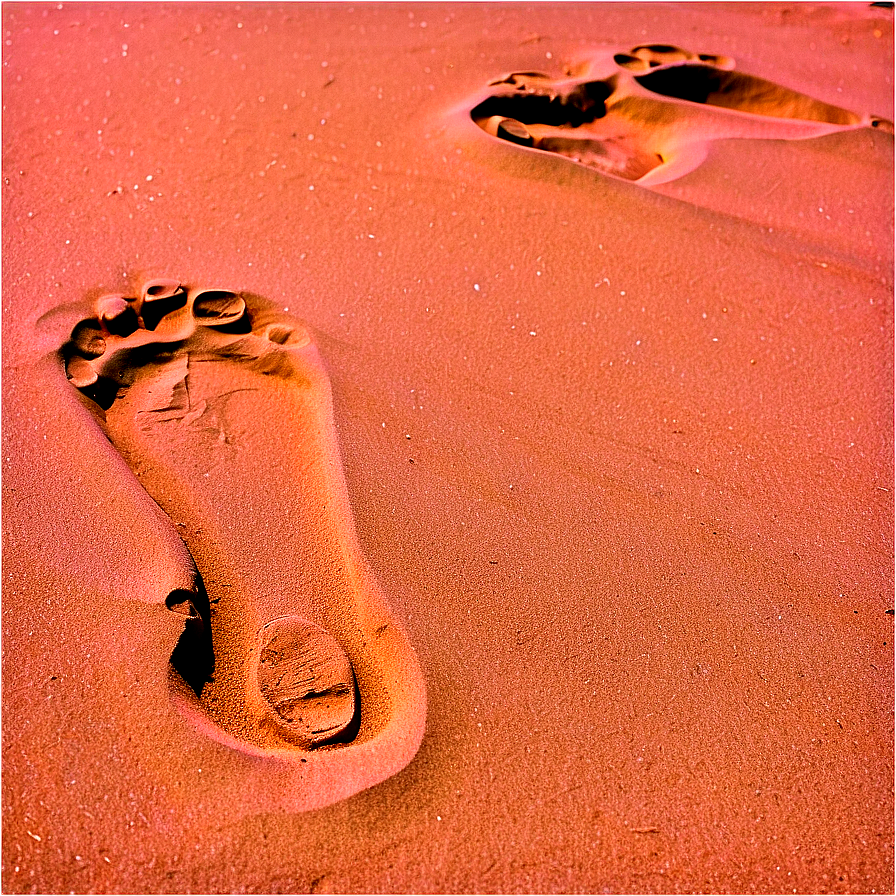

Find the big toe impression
[[190, 288, 248, 327], [257, 617, 357, 745]]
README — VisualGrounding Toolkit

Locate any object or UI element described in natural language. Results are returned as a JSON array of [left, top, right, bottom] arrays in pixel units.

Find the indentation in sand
[[469, 43, 893, 184], [256, 616, 358, 745], [56, 279, 426, 796]]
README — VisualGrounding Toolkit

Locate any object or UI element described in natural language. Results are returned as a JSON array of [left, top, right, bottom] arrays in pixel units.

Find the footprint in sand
[[470, 43, 893, 185], [60, 279, 425, 770]]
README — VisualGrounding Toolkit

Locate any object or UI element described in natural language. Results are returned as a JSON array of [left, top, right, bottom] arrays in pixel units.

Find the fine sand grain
[[2, 3, 893, 893]]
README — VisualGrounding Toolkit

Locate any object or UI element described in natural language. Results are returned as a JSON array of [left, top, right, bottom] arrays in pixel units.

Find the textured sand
[[2, 3, 893, 893]]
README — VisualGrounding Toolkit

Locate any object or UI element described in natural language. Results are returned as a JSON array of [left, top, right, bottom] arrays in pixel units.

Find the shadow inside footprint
[[633, 64, 862, 125], [167, 582, 214, 697], [473, 75, 614, 127]]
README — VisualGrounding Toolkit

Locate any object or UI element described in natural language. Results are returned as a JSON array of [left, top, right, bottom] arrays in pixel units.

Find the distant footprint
[[470, 44, 893, 184], [59, 280, 425, 785]]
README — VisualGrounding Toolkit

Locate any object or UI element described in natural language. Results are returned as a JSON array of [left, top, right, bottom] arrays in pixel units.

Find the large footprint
[[60, 279, 425, 772], [470, 44, 893, 185]]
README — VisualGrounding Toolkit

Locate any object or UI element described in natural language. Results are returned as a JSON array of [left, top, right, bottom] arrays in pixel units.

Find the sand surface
[[2, 2, 894, 893]]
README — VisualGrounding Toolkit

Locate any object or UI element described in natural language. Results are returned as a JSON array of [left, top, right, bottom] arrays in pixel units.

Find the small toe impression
[[482, 115, 535, 146], [140, 279, 188, 330], [629, 44, 695, 68], [614, 53, 650, 72], [495, 117, 535, 146], [65, 355, 99, 388], [697, 52, 735, 71], [489, 71, 552, 87], [257, 617, 357, 745], [191, 289, 247, 327], [261, 323, 311, 348], [143, 279, 184, 302], [98, 294, 139, 337], [70, 320, 106, 359]]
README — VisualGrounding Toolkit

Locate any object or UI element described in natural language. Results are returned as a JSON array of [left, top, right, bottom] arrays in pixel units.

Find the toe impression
[[98, 294, 139, 337], [190, 288, 247, 327], [140, 279, 188, 330]]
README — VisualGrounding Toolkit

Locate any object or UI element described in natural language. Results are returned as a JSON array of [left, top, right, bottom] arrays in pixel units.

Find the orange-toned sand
[[2, 3, 893, 893]]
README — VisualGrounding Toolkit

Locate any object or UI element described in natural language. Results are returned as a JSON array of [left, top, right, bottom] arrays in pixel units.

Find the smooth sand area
[[2, 3, 893, 893]]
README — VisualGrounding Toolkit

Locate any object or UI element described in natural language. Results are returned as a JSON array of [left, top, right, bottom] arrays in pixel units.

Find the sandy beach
[[2, 2, 893, 893]]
